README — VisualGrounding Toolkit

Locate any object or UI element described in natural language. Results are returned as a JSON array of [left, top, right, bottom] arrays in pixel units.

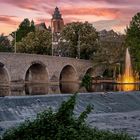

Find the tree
[[30, 20, 35, 32], [0, 34, 13, 52], [16, 30, 52, 55], [92, 30, 125, 79], [81, 74, 92, 90], [94, 30, 125, 64], [126, 12, 140, 71], [15, 18, 35, 42], [59, 22, 98, 59]]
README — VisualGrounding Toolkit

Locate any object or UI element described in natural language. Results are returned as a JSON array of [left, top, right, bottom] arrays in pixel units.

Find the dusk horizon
[[0, 0, 140, 35]]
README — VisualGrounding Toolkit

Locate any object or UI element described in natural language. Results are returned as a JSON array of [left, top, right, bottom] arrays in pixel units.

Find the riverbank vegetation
[[126, 12, 140, 71], [81, 74, 92, 90], [1, 95, 135, 140]]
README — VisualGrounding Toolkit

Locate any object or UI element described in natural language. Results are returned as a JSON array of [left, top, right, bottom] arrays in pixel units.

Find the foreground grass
[[1, 95, 136, 140]]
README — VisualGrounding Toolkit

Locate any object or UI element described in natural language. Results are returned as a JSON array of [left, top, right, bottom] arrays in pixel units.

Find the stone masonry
[[0, 53, 104, 85]]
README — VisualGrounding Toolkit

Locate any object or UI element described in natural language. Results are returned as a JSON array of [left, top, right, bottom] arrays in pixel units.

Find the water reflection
[[0, 83, 140, 96], [87, 83, 117, 92], [60, 82, 80, 93], [0, 86, 10, 96], [25, 84, 49, 95], [117, 84, 139, 91]]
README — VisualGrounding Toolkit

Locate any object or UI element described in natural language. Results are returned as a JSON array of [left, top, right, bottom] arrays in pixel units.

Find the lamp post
[[14, 31, 16, 53], [78, 31, 80, 59], [52, 32, 54, 56]]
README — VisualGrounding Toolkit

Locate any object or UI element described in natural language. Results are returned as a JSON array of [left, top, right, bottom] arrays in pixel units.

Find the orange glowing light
[[117, 76, 135, 91], [122, 84, 134, 91], [122, 75, 135, 84], [117, 48, 136, 91]]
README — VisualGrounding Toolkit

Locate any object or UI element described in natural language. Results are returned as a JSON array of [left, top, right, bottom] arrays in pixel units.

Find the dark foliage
[[126, 12, 140, 71], [15, 18, 35, 42], [0, 34, 13, 52], [81, 74, 92, 90], [60, 22, 98, 59]]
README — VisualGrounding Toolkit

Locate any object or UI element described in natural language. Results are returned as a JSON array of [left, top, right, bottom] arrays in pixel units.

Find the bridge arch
[[85, 67, 95, 77], [59, 65, 78, 82], [103, 68, 114, 78], [24, 61, 49, 83], [0, 62, 10, 85]]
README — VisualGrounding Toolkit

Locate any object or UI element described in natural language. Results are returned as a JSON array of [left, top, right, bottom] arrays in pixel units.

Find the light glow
[[117, 48, 135, 91]]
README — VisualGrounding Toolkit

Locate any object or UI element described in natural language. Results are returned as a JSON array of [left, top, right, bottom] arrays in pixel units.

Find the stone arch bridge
[[0, 53, 104, 85]]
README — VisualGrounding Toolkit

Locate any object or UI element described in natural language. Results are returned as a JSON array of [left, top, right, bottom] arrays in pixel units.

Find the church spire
[[52, 7, 62, 19], [51, 7, 64, 33], [51, 7, 64, 56]]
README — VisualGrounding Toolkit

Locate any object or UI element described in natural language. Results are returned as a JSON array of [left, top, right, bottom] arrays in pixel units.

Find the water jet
[[117, 48, 139, 91]]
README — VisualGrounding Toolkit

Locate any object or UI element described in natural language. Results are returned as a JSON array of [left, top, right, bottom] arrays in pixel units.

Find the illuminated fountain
[[117, 48, 138, 91]]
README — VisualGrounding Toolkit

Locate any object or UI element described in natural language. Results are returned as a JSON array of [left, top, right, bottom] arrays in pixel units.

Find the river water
[[1, 82, 140, 96]]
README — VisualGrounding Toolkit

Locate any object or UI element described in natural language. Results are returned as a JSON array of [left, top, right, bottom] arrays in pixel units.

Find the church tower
[[51, 7, 64, 34], [51, 7, 64, 56]]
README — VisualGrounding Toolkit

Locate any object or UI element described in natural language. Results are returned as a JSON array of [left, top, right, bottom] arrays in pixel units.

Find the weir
[[1, 92, 140, 139]]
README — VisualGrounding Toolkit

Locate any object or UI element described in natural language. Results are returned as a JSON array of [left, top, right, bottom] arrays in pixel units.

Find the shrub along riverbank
[[1, 94, 135, 140]]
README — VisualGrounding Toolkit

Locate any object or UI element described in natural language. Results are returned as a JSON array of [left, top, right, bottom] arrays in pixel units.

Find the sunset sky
[[0, 0, 140, 35]]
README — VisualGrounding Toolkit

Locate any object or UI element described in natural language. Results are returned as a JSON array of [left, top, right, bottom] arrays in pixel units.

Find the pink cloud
[[0, 0, 140, 12], [66, 0, 140, 6], [0, 15, 19, 25], [0, 0, 140, 34], [0, 0, 42, 11], [61, 8, 120, 18], [35, 18, 51, 25]]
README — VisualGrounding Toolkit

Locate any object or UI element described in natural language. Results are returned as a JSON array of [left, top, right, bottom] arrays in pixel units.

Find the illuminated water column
[[122, 48, 134, 83], [117, 48, 135, 91]]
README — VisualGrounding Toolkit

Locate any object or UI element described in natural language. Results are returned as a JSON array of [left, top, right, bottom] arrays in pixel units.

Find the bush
[[2, 94, 135, 140], [81, 74, 92, 90]]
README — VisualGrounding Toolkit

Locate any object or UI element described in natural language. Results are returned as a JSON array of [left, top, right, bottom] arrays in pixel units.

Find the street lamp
[[51, 32, 54, 56], [78, 31, 81, 59], [14, 31, 16, 53]]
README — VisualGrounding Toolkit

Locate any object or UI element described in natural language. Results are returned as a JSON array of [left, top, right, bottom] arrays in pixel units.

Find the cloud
[[1, 0, 139, 17], [0, 0, 42, 11], [1, 0, 140, 12], [92, 19, 120, 30], [35, 17, 51, 25], [42, 6, 121, 19], [0, 0, 139, 34], [35, 16, 80, 26], [42, 4, 139, 21], [67, 0, 140, 6], [99, 0, 140, 5], [61, 7, 120, 18], [0, 15, 19, 25], [64, 17, 80, 23]]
